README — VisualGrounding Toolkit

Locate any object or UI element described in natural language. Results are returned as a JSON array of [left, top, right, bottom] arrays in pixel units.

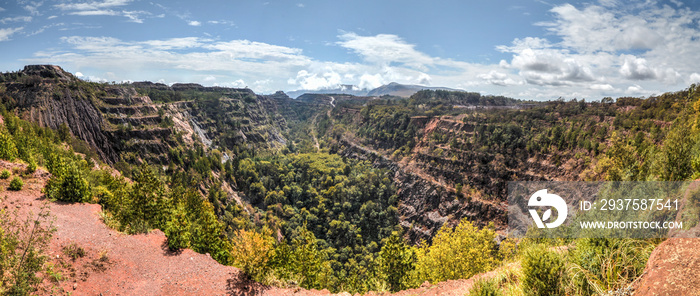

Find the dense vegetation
[[5, 66, 700, 294]]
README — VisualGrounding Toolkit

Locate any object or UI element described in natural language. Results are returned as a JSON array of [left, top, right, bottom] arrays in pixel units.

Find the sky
[[2, 0, 700, 100]]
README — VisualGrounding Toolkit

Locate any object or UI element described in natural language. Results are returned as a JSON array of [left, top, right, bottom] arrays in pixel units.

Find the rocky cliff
[[0, 65, 292, 165]]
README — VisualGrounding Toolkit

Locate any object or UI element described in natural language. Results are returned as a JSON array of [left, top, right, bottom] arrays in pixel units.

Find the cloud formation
[[20, 0, 700, 99], [494, 0, 700, 98], [0, 27, 23, 42]]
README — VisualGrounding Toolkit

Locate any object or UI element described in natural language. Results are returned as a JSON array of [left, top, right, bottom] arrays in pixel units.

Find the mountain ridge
[[285, 82, 463, 99]]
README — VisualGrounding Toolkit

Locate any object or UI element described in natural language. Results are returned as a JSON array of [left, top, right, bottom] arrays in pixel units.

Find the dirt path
[[310, 113, 321, 151]]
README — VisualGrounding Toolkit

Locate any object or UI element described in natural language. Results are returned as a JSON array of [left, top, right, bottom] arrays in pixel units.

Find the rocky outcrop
[[634, 238, 700, 295], [1, 65, 292, 165], [337, 138, 507, 243], [5, 66, 119, 163]]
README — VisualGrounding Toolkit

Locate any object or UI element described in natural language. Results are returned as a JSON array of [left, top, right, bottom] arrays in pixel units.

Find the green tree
[[0, 131, 17, 160], [414, 220, 499, 284], [45, 163, 90, 202], [379, 231, 416, 291], [660, 122, 695, 180], [231, 228, 275, 281], [128, 165, 167, 232], [164, 203, 192, 250]]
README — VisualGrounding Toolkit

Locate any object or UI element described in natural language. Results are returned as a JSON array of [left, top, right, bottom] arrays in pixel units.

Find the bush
[[0, 131, 17, 160], [468, 277, 502, 296], [522, 246, 564, 296], [231, 228, 274, 281], [45, 163, 90, 203], [9, 177, 23, 191], [63, 243, 86, 260], [26, 157, 37, 174], [164, 204, 192, 251], [567, 238, 654, 295], [0, 169, 10, 179], [0, 206, 54, 294], [413, 220, 500, 284]]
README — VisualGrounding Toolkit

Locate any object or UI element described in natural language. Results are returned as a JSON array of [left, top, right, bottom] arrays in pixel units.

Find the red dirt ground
[[0, 161, 291, 296]]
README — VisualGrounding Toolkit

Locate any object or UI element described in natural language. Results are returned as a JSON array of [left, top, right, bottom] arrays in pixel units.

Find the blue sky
[[2, 0, 700, 100]]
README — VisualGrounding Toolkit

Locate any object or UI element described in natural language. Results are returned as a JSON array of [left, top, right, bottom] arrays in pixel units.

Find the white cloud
[[122, 10, 149, 23], [590, 83, 615, 91], [478, 71, 522, 86], [231, 79, 246, 88], [24, 2, 43, 16], [55, 0, 131, 11], [620, 55, 655, 80], [290, 69, 342, 90], [490, 1, 700, 99], [47, 15, 58, 19], [417, 72, 431, 85], [141, 37, 204, 50], [55, 0, 151, 22], [359, 73, 384, 90], [297, 3, 305, 8], [0, 27, 23, 42], [337, 32, 435, 70], [207, 20, 235, 26], [75, 72, 84, 77], [188, 20, 201, 26], [690, 73, 700, 84], [203, 75, 216, 82], [70, 10, 119, 16], [0, 16, 33, 24], [626, 84, 645, 94]]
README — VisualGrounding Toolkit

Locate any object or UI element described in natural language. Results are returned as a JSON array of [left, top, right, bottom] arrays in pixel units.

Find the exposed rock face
[[5, 66, 118, 163], [337, 138, 507, 243], [21, 65, 74, 81], [1, 65, 292, 165]]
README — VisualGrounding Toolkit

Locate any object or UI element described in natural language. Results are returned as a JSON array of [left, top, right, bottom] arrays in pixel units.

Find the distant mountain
[[286, 84, 366, 99], [366, 82, 461, 97], [286, 82, 462, 99]]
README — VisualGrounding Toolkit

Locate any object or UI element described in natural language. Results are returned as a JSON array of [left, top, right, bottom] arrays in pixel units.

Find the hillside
[[286, 82, 460, 99], [2, 65, 700, 295], [366, 82, 461, 97]]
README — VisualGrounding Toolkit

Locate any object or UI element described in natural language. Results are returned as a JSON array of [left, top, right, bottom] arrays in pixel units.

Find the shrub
[[26, 157, 37, 174], [45, 163, 90, 203], [522, 246, 564, 296], [231, 228, 274, 281], [164, 204, 192, 251], [0, 206, 54, 294], [379, 231, 416, 291], [567, 238, 654, 295], [9, 177, 23, 191], [0, 131, 17, 160], [468, 277, 502, 296], [63, 243, 86, 260], [0, 169, 10, 179], [413, 220, 500, 284]]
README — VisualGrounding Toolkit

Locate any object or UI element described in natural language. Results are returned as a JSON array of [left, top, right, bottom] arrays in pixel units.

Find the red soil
[[0, 162, 290, 295]]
